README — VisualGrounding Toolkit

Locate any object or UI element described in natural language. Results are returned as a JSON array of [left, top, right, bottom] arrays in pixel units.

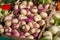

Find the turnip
[[5, 27, 12, 33], [27, 35, 34, 39], [36, 29, 41, 33], [0, 24, 3, 28], [20, 9, 27, 15], [0, 28, 4, 34], [12, 29, 20, 37], [6, 33, 11, 36], [39, 20, 45, 26], [49, 26, 59, 35], [22, 1, 27, 6], [21, 25, 30, 32], [24, 25, 30, 32], [38, 4, 44, 12], [49, 19, 54, 24], [4, 16, 12, 21], [19, 31, 25, 36], [31, 6, 38, 13], [25, 32, 30, 36], [43, 31, 52, 36], [12, 18, 18, 24], [18, 14, 27, 21], [34, 14, 41, 22], [28, 1, 33, 7], [26, 17, 33, 24], [28, 22, 33, 28], [19, 4, 26, 9], [54, 36, 60, 40], [14, 4, 18, 10], [40, 12, 48, 18], [33, 23, 40, 28], [44, 4, 50, 9], [5, 20, 11, 27], [13, 24, 19, 29], [21, 21, 26, 25], [44, 36, 52, 40], [33, 32, 38, 38], [29, 28, 36, 34]]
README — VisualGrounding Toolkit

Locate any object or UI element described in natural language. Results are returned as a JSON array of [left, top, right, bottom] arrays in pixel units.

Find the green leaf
[[55, 18, 60, 26], [0, 13, 4, 18], [3, 0, 17, 3]]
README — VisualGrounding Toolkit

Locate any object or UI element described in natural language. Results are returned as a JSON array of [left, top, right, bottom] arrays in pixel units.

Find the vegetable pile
[[0, 0, 60, 40]]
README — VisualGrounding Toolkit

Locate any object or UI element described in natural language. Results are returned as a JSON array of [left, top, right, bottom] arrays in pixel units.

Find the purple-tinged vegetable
[[33, 32, 38, 38], [14, 9, 20, 14], [13, 24, 19, 29], [11, 29, 20, 37], [44, 4, 50, 9], [6, 33, 11, 36], [19, 31, 25, 36], [26, 17, 33, 24], [5, 27, 12, 33], [38, 4, 44, 12], [18, 14, 27, 21]]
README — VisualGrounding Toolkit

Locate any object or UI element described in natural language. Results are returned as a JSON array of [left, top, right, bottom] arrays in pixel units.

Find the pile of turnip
[[0, 0, 60, 40]]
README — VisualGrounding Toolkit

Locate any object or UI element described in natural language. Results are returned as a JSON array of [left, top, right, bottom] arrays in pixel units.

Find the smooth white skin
[[21, 21, 26, 25], [22, 1, 27, 5], [14, 4, 18, 9], [36, 29, 41, 33], [5, 27, 12, 32], [43, 31, 52, 36], [18, 14, 27, 20], [29, 28, 36, 34], [25, 32, 30, 36], [0, 28, 4, 33], [54, 13, 60, 18], [28, 22, 33, 28], [0, 24, 3, 28], [33, 23, 40, 28], [31, 8, 38, 13], [20, 9, 27, 15], [12, 18, 18, 24], [49, 19, 54, 24], [34, 14, 41, 22], [27, 35, 34, 39], [25, 25, 30, 32], [54, 36, 60, 40], [39, 20, 45, 26], [19, 4, 26, 9], [5, 20, 11, 27], [4, 16, 12, 21], [28, 1, 33, 6], [40, 12, 47, 18], [49, 26, 59, 35], [44, 36, 52, 40]]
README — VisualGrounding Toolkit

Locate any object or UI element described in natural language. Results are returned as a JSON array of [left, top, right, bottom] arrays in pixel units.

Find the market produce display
[[0, 0, 60, 40]]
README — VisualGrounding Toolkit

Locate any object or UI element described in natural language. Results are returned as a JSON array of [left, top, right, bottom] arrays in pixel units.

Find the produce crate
[[0, 0, 59, 40]]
